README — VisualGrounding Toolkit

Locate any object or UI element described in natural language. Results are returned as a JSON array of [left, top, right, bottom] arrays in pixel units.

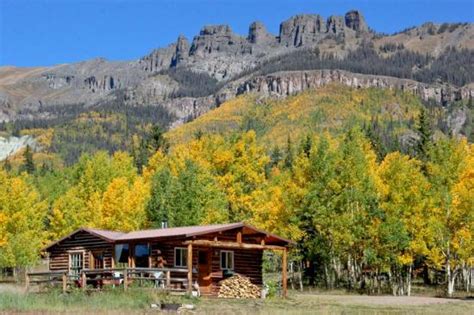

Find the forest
[[241, 45, 474, 87], [0, 86, 472, 298]]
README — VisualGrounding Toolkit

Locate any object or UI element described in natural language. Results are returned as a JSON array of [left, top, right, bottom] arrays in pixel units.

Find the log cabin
[[42, 222, 293, 296]]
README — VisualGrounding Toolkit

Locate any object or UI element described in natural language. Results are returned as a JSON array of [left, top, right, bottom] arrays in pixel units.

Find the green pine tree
[[23, 145, 35, 174], [417, 107, 433, 160], [284, 135, 294, 169]]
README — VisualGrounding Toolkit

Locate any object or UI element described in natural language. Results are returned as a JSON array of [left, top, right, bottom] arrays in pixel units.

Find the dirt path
[[314, 294, 467, 306]]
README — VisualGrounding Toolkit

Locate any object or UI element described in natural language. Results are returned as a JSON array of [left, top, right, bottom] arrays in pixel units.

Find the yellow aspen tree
[[0, 170, 47, 268], [214, 131, 269, 221], [378, 152, 431, 295], [102, 177, 150, 231], [426, 138, 472, 297], [49, 151, 138, 238], [450, 144, 474, 293], [0, 213, 7, 248], [251, 182, 303, 241]]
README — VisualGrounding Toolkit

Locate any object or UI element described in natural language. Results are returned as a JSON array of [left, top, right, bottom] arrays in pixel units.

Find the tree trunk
[[376, 269, 381, 295], [307, 260, 315, 287], [422, 265, 431, 285], [446, 260, 458, 297], [331, 257, 340, 288], [462, 265, 471, 293], [388, 270, 397, 296], [407, 264, 412, 297], [290, 261, 295, 290], [298, 261, 304, 292], [347, 255, 357, 290], [448, 276, 456, 297], [398, 272, 404, 296], [468, 266, 472, 293]]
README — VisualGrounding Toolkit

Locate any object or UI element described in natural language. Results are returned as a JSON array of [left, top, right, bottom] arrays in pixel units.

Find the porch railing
[[26, 267, 196, 293]]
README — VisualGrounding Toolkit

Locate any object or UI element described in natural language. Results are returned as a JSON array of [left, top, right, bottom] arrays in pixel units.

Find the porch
[[26, 267, 195, 293]]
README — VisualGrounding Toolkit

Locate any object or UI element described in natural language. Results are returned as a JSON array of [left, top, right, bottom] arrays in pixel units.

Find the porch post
[[187, 243, 193, 295], [25, 272, 30, 292], [81, 271, 87, 291], [123, 268, 128, 291], [111, 244, 115, 269], [62, 272, 67, 293], [166, 270, 171, 288], [282, 247, 288, 298], [130, 243, 136, 268]]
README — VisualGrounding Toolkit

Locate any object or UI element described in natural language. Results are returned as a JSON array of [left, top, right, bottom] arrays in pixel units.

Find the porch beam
[[184, 239, 285, 251]]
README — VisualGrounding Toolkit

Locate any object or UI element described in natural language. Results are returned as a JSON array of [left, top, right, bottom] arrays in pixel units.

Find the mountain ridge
[[1, 10, 473, 130]]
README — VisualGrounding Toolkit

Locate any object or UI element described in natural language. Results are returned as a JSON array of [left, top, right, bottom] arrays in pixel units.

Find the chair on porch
[[152, 271, 165, 288]]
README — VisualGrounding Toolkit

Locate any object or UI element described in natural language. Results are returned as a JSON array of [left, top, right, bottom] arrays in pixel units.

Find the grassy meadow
[[0, 287, 472, 314]]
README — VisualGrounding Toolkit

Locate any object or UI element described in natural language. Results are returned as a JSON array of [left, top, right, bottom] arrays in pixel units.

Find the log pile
[[218, 275, 261, 299]]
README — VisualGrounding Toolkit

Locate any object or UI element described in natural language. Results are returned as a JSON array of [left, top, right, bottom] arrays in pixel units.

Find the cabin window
[[220, 250, 234, 270], [134, 243, 150, 268], [69, 252, 83, 279], [115, 244, 129, 267], [91, 251, 104, 269], [174, 247, 188, 267]]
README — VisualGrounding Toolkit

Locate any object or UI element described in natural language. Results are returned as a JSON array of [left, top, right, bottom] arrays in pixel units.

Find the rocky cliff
[[235, 70, 473, 106]]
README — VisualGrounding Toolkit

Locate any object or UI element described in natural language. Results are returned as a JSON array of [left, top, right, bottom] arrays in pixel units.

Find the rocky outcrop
[[236, 70, 473, 105], [326, 15, 346, 35], [189, 25, 251, 57], [165, 69, 474, 129], [279, 14, 327, 47], [163, 96, 216, 128], [278, 10, 367, 47], [171, 35, 190, 67], [248, 21, 275, 45], [140, 44, 176, 72], [44, 73, 75, 89], [84, 75, 118, 92], [345, 10, 368, 32], [0, 135, 37, 160]]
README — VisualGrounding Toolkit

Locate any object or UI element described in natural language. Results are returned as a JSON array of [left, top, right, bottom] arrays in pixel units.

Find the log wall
[[48, 231, 114, 271]]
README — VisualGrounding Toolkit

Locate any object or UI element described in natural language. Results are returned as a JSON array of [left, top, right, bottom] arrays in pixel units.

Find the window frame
[[91, 250, 105, 269], [174, 247, 188, 268], [220, 250, 234, 271], [68, 250, 85, 279], [114, 243, 130, 267]]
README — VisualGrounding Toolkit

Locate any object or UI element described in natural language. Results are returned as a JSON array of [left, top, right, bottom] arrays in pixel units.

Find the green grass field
[[0, 287, 472, 315]]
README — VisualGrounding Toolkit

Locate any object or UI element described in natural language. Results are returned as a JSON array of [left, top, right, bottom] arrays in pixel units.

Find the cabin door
[[69, 252, 83, 280], [197, 249, 212, 293]]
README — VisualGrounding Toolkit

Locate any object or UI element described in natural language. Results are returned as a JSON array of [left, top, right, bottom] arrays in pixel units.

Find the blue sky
[[1, 0, 473, 67]]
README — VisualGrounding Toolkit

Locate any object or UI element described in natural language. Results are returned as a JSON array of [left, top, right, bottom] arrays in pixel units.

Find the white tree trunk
[[462, 265, 471, 293], [448, 276, 456, 297], [407, 264, 412, 297], [446, 260, 458, 297], [298, 261, 304, 292]]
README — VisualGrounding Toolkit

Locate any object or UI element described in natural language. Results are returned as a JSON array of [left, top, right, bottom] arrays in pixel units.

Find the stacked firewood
[[217, 275, 261, 299]]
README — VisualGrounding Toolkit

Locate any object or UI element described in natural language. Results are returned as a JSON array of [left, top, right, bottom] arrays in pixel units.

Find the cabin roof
[[115, 222, 244, 241], [85, 228, 126, 241], [43, 222, 294, 251]]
